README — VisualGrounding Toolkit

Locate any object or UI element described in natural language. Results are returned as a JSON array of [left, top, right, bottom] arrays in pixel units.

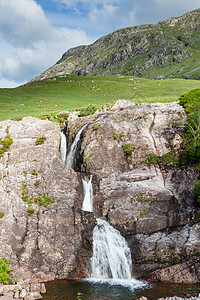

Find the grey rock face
[[0, 117, 95, 280], [74, 101, 199, 280], [0, 101, 199, 283]]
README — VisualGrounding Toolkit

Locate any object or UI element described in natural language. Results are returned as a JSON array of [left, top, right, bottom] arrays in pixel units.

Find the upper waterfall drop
[[65, 114, 107, 169], [82, 175, 93, 212], [60, 131, 67, 164], [65, 122, 89, 168], [90, 218, 132, 280]]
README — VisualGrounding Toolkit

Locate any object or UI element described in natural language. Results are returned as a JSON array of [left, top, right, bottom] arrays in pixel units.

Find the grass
[[0, 75, 200, 121]]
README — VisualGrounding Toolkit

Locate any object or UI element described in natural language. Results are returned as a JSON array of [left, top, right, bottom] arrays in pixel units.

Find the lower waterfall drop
[[82, 175, 93, 212], [90, 218, 132, 279], [88, 218, 148, 290]]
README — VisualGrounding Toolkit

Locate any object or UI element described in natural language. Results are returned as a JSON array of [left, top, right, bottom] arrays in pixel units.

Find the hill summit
[[31, 9, 200, 82]]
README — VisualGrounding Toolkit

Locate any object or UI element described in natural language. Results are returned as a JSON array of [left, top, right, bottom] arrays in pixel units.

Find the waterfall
[[65, 114, 106, 169], [90, 218, 132, 280], [82, 175, 93, 212], [60, 131, 67, 164], [65, 122, 89, 168]]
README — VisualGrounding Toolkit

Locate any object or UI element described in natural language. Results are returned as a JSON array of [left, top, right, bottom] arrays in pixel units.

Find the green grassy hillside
[[0, 75, 200, 121]]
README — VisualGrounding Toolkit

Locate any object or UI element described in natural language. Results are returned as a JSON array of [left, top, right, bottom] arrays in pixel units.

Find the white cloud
[[0, 0, 90, 87], [0, 0, 199, 88]]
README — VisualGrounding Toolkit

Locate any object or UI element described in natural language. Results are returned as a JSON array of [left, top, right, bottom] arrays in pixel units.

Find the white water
[[82, 175, 93, 212], [90, 218, 132, 279], [65, 114, 106, 169], [88, 218, 147, 290], [60, 131, 67, 164], [65, 123, 89, 168]]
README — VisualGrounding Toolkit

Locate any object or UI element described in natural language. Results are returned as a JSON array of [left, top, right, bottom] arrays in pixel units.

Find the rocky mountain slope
[[31, 9, 200, 82], [0, 100, 199, 284]]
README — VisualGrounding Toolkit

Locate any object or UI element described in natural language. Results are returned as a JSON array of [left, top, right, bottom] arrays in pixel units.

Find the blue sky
[[0, 0, 199, 88]]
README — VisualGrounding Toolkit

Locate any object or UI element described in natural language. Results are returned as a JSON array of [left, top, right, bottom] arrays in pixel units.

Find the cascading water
[[87, 218, 148, 290], [59, 112, 147, 292], [65, 114, 106, 169], [65, 122, 89, 168], [82, 175, 93, 212], [87, 218, 147, 290], [60, 131, 67, 164], [90, 218, 132, 279]]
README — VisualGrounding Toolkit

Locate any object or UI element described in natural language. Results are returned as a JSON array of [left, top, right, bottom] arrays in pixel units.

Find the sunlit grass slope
[[0, 75, 200, 121]]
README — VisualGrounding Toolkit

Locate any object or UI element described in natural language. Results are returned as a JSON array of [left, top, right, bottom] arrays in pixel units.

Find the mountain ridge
[[30, 8, 200, 82]]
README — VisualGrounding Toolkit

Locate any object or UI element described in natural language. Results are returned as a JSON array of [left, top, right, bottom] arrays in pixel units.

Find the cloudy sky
[[0, 0, 199, 88]]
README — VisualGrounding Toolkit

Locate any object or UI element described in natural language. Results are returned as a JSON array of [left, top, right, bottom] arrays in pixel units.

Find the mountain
[[30, 9, 200, 82]]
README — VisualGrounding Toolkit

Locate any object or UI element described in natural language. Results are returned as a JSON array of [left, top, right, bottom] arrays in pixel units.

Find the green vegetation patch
[[122, 144, 135, 155], [56, 112, 69, 126], [22, 183, 54, 211], [194, 213, 200, 221], [138, 209, 147, 219], [146, 153, 159, 165], [79, 105, 97, 117], [0, 128, 13, 158], [0, 211, 5, 219], [30, 193, 54, 208], [92, 123, 101, 131], [136, 192, 158, 204], [31, 169, 38, 176], [0, 258, 10, 284], [27, 206, 35, 215], [179, 88, 200, 113], [146, 152, 179, 166], [194, 180, 200, 206], [34, 180, 41, 187], [113, 132, 125, 141], [84, 153, 94, 164], [161, 151, 179, 165], [35, 136, 47, 145]]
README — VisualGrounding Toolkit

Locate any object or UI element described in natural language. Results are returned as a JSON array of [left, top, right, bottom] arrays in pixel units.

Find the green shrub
[[0, 258, 10, 284], [34, 180, 41, 187], [179, 89, 200, 113], [22, 183, 54, 209], [174, 256, 181, 264], [0, 211, 5, 218], [22, 183, 29, 203], [92, 123, 100, 131], [181, 111, 200, 164], [146, 153, 159, 165], [27, 206, 35, 215], [35, 136, 47, 145], [139, 209, 147, 219], [161, 151, 179, 165], [113, 132, 125, 141], [30, 193, 54, 208], [194, 213, 200, 221], [78, 105, 97, 117], [0, 128, 13, 158], [31, 169, 38, 176], [56, 112, 69, 125], [194, 180, 200, 205], [122, 144, 135, 155]]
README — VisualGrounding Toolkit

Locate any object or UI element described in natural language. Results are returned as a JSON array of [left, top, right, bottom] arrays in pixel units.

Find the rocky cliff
[[0, 101, 199, 283], [30, 9, 200, 82]]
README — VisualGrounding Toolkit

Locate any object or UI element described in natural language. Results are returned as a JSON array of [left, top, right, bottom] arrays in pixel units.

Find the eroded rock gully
[[0, 101, 199, 284]]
